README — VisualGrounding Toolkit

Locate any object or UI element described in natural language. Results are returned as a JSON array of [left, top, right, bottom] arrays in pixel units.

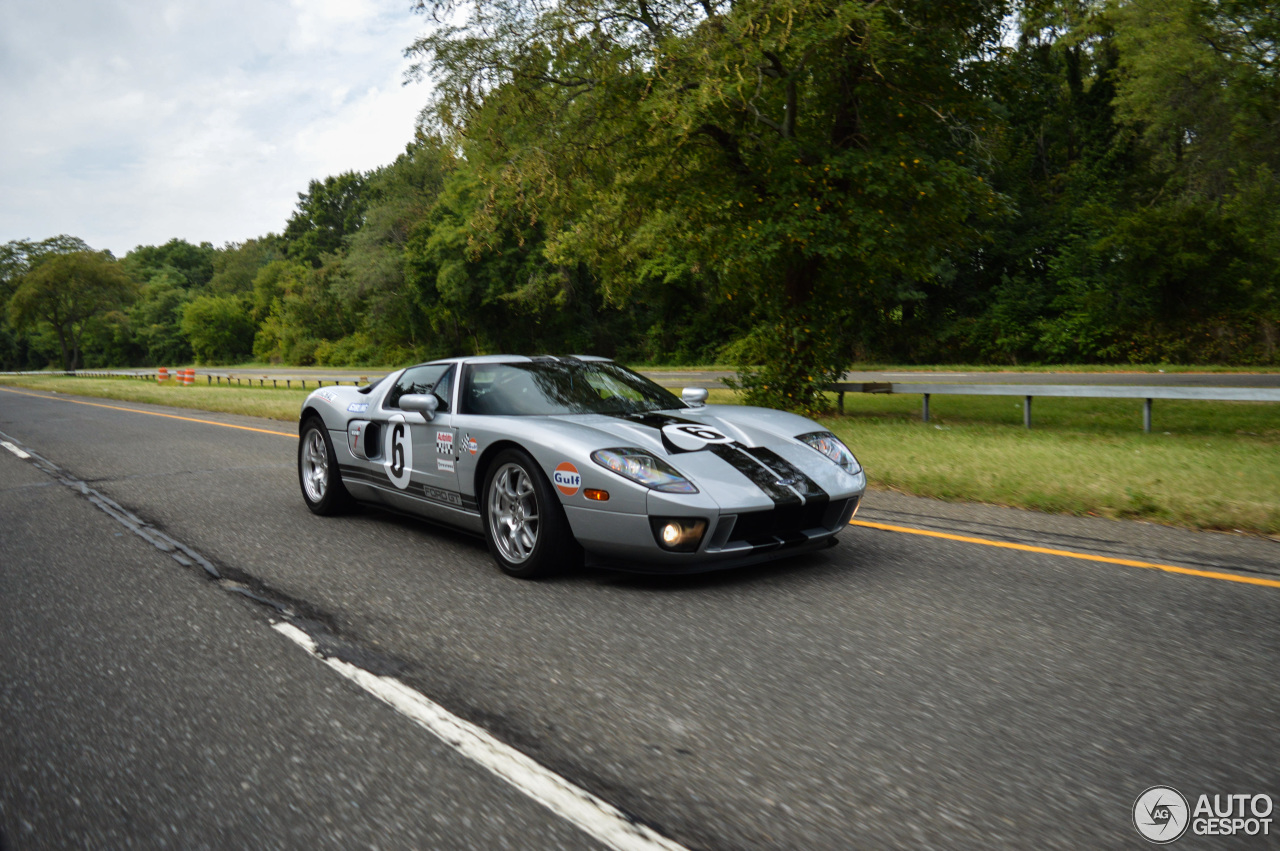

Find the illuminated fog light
[[650, 517, 709, 553]]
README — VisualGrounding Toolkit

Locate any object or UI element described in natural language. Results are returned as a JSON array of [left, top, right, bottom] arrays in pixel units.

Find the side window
[[432, 365, 455, 413], [384, 364, 449, 410]]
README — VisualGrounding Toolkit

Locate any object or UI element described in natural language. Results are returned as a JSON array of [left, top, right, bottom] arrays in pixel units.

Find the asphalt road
[[2, 386, 1278, 850]]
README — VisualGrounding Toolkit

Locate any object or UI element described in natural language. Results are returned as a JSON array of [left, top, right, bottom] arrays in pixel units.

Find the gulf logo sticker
[[553, 462, 581, 496]]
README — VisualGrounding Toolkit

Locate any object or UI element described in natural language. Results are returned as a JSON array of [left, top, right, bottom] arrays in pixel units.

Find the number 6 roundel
[[661, 423, 733, 452], [384, 414, 413, 489]]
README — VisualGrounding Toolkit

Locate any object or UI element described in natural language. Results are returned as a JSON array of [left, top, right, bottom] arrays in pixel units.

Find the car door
[[378, 363, 466, 523]]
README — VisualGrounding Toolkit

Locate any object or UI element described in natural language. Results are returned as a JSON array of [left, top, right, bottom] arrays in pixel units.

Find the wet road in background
[[2, 386, 1278, 849]]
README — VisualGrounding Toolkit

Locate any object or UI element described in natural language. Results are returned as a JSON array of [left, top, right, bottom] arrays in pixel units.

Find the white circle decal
[[662, 423, 733, 452], [1133, 786, 1190, 844], [384, 414, 412, 489]]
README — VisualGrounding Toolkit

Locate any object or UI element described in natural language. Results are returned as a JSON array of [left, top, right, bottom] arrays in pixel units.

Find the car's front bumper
[[564, 493, 862, 573]]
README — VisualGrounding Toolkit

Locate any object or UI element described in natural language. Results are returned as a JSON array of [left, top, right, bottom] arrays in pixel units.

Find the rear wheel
[[482, 449, 579, 578], [299, 417, 355, 515]]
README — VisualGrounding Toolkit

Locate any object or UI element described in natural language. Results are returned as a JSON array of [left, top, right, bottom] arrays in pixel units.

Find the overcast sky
[[0, 0, 431, 257]]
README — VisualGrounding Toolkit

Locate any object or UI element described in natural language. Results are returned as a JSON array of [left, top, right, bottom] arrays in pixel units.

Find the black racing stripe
[[338, 464, 385, 485], [606, 413, 816, 510], [610, 411, 702, 430], [339, 464, 478, 512], [602, 411, 719, 455], [709, 444, 800, 506], [746, 447, 830, 505]]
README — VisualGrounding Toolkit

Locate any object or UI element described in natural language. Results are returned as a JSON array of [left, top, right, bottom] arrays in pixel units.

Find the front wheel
[[482, 449, 579, 578], [298, 417, 355, 515]]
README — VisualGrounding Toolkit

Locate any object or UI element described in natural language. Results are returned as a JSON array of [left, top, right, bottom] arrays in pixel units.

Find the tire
[[298, 417, 356, 516], [482, 448, 580, 578]]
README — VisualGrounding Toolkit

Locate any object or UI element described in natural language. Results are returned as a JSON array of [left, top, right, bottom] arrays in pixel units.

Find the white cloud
[[0, 0, 432, 256]]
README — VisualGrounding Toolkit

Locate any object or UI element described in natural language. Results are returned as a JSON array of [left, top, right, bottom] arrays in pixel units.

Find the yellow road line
[[850, 519, 1280, 589], [0, 386, 295, 438]]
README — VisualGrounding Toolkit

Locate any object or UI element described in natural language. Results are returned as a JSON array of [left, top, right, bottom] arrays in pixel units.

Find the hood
[[549, 405, 813, 456], [545, 405, 859, 509]]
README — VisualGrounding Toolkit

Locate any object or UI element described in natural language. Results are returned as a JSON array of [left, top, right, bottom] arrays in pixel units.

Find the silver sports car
[[297, 355, 866, 577]]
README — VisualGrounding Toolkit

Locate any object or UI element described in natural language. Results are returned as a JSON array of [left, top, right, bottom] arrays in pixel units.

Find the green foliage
[[1, 236, 93, 368], [282, 172, 370, 267], [181, 295, 255, 364], [130, 270, 194, 365], [207, 237, 282, 296], [724, 314, 851, 414], [334, 140, 451, 355], [250, 258, 352, 364], [121, 239, 216, 289], [7, 249, 136, 370], [8, 0, 1279, 382], [407, 0, 1009, 407]]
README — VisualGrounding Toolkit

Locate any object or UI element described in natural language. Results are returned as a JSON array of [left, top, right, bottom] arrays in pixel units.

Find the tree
[[207, 237, 282, 296], [7, 250, 136, 370], [282, 172, 370, 267], [336, 139, 452, 357], [121, 239, 216, 289], [2, 236, 93, 368], [408, 0, 1009, 409]]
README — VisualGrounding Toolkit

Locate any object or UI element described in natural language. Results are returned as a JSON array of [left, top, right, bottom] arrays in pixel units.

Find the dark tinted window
[[384, 363, 453, 410], [460, 360, 683, 416]]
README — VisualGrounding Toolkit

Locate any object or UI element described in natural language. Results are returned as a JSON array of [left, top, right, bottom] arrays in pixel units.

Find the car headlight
[[590, 448, 698, 494], [796, 431, 862, 476]]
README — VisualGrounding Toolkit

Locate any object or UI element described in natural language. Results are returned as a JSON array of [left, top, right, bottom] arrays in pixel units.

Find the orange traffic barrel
[[183, 368, 195, 386], [158, 367, 169, 383]]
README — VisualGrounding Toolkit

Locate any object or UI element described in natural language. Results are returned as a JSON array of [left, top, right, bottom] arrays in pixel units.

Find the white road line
[[272, 622, 691, 851], [1, 440, 31, 459]]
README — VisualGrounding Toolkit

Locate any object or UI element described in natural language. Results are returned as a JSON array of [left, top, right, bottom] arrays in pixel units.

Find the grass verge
[[3, 375, 1277, 535]]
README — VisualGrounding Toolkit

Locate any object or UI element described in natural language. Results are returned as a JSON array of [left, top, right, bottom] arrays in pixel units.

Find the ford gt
[[297, 355, 866, 577]]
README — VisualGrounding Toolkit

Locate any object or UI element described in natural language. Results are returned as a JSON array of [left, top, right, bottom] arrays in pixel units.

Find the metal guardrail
[[828, 382, 1280, 431]]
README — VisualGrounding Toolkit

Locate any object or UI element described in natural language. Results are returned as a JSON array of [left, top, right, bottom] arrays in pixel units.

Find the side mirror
[[681, 387, 709, 407], [399, 393, 439, 420]]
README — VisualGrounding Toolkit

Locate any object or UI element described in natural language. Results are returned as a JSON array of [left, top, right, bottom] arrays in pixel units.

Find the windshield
[[460, 360, 685, 416]]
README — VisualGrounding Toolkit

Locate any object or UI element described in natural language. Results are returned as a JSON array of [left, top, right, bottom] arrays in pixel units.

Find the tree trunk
[[54, 326, 72, 371], [782, 252, 822, 309]]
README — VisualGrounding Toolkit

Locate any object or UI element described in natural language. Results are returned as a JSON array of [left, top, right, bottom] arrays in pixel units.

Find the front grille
[[727, 499, 835, 547]]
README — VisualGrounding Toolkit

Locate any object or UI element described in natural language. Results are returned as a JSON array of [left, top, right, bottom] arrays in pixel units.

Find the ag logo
[[384, 414, 412, 490], [1134, 786, 1190, 844], [662, 423, 733, 453]]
